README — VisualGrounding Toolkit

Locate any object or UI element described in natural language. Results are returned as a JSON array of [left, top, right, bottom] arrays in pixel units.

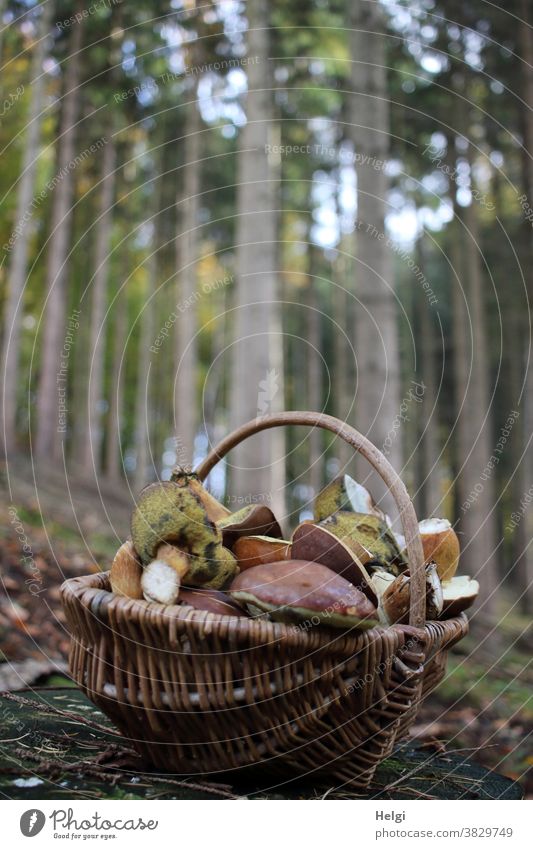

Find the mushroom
[[131, 481, 238, 590], [179, 588, 249, 617], [140, 542, 237, 605], [319, 512, 407, 574], [229, 560, 379, 630], [109, 540, 143, 599], [375, 562, 443, 625], [233, 535, 290, 571], [290, 521, 378, 604], [141, 544, 190, 604], [170, 468, 230, 522], [216, 505, 282, 550], [440, 575, 479, 618], [370, 569, 397, 625], [141, 559, 182, 605], [314, 474, 387, 523], [291, 510, 406, 598], [156, 542, 191, 577], [419, 517, 460, 582]]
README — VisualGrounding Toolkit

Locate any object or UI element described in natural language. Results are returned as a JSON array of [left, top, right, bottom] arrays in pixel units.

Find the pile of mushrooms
[[109, 470, 479, 632]]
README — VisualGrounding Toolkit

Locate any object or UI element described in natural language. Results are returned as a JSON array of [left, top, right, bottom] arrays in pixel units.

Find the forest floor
[[0, 465, 531, 798]]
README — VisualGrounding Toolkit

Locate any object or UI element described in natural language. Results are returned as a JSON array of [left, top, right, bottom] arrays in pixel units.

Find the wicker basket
[[61, 412, 468, 787]]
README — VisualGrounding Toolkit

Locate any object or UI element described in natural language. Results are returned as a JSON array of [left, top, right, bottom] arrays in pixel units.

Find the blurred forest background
[[0, 0, 532, 789]]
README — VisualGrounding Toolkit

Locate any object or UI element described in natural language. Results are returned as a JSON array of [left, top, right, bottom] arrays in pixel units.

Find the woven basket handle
[[195, 411, 426, 628]]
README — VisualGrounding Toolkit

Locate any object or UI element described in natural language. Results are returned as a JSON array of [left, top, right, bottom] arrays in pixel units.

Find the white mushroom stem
[[425, 561, 443, 617], [371, 569, 397, 625], [142, 559, 181, 604]]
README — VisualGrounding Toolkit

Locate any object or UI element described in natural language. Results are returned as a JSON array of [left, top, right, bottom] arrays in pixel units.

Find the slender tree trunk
[[332, 174, 353, 470], [407, 268, 424, 518], [416, 238, 441, 517], [174, 77, 200, 467], [458, 152, 498, 625], [134, 230, 157, 492], [82, 136, 116, 474], [517, 0, 533, 613], [450, 208, 470, 524], [105, 291, 126, 485], [334, 236, 355, 470], [306, 271, 322, 497], [513, 0, 533, 613], [520, 350, 533, 613], [347, 0, 401, 512], [203, 279, 229, 446], [230, 0, 286, 522], [70, 282, 90, 463], [35, 12, 83, 461], [152, 279, 175, 477], [445, 122, 471, 527], [1, 0, 53, 456], [490, 165, 528, 606]]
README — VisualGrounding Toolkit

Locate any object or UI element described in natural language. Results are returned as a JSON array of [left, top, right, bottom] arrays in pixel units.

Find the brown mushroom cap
[[110, 540, 143, 599], [179, 588, 249, 617], [377, 562, 443, 625], [216, 505, 282, 550], [233, 535, 290, 570], [229, 559, 378, 630], [440, 575, 479, 618], [290, 522, 378, 604], [419, 518, 460, 583]]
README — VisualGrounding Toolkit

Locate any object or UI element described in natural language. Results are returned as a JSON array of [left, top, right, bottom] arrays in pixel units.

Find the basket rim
[[61, 571, 466, 656]]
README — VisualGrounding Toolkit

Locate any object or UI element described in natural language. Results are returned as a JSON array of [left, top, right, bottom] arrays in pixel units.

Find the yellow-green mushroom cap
[[320, 511, 407, 574], [131, 481, 238, 589]]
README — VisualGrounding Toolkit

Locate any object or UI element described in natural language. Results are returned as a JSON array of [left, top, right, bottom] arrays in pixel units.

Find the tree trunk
[[449, 209, 470, 527], [134, 228, 157, 492], [306, 271, 322, 497], [35, 12, 83, 461], [407, 268, 424, 519], [520, 351, 533, 614], [416, 238, 442, 517], [203, 279, 229, 446], [1, 0, 53, 456], [458, 151, 498, 625], [105, 292, 127, 485], [82, 136, 117, 474], [347, 0, 401, 512], [333, 237, 355, 470], [517, 0, 533, 613], [230, 0, 286, 524], [174, 78, 200, 468]]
